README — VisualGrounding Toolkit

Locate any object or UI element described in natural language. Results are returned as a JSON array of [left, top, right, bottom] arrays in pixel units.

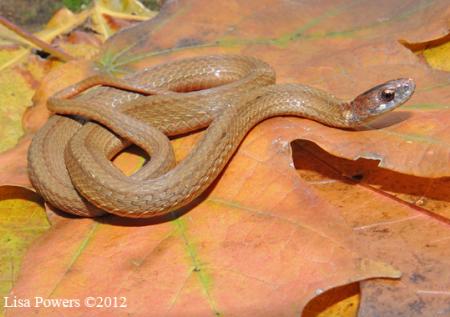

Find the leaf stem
[[0, 15, 75, 62]]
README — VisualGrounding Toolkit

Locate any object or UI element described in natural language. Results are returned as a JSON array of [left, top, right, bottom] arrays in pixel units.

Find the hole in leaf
[[399, 32, 450, 72], [303, 283, 360, 317], [33, 49, 51, 59]]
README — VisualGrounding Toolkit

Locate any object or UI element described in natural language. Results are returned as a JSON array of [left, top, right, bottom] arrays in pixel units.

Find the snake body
[[27, 55, 415, 218]]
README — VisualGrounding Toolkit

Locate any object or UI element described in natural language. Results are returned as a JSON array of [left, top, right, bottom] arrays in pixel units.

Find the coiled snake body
[[27, 55, 415, 218]]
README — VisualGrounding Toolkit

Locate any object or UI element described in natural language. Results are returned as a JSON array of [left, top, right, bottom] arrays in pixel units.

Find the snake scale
[[27, 55, 415, 218]]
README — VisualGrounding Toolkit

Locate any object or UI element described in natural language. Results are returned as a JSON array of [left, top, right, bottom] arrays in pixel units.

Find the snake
[[27, 55, 415, 218]]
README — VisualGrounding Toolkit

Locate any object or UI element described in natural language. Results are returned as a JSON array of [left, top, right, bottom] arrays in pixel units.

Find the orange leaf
[[9, 124, 401, 316], [1, 0, 449, 316]]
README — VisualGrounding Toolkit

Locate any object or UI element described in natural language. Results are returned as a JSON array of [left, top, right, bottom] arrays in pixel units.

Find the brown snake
[[27, 55, 415, 218]]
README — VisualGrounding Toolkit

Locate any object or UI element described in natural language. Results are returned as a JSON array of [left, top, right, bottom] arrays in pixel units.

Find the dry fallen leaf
[[0, 0, 449, 316]]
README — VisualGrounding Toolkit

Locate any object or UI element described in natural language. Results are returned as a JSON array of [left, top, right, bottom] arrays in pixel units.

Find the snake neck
[[246, 84, 353, 128]]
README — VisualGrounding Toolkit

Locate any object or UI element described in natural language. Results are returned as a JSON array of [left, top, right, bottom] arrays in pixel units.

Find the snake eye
[[381, 88, 395, 102]]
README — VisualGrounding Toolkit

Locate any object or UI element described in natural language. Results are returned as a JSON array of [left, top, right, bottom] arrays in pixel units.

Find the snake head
[[344, 78, 415, 127]]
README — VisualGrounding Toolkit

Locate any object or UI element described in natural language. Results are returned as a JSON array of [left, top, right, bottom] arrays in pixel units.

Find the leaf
[[8, 128, 401, 316], [0, 62, 41, 153], [89, 0, 158, 39], [292, 140, 450, 316], [423, 41, 450, 72], [1, 0, 450, 316], [0, 187, 49, 313]]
